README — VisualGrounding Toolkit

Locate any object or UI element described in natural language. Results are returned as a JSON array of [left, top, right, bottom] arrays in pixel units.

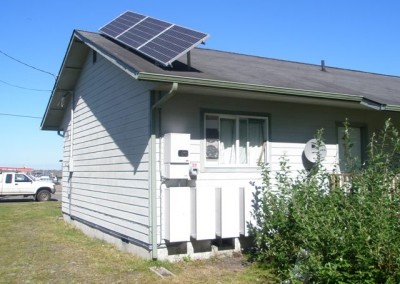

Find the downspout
[[150, 119, 157, 259], [152, 82, 178, 109], [150, 82, 178, 260], [69, 94, 74, 173], [68, 92, 75, 216]]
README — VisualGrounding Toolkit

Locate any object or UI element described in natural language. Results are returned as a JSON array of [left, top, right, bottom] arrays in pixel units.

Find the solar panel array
[[100, 11, 209, 67]]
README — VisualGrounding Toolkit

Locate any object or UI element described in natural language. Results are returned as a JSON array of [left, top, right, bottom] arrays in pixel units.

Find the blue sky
[[1, 0, 399, 169]]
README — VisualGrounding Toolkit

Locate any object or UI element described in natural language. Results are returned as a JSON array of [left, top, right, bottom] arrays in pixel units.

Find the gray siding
[[157, 92, 400, 242], [59, 54, 400, 252], [61, 50, 156, 245], [161, 93, 400, 175]]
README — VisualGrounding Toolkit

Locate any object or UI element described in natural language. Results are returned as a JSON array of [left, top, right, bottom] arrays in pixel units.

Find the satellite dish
[[304, 139, 327, 163]]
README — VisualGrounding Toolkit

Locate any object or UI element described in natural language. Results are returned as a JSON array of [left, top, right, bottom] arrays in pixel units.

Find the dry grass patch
[[0, 200, 275, 283]]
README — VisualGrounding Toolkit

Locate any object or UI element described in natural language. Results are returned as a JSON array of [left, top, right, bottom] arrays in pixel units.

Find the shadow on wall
[[74, 60, 153, 175]]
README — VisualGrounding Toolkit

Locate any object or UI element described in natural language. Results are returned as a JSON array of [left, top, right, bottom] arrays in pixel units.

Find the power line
[[0, 79, 51, 92], [0, 49, 57, 79], [0, 112, 41, 119]]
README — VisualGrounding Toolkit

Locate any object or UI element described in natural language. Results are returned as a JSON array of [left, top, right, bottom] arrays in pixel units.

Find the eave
[[41, 30, 142, 131], [137, 72, 364, 103], [385, 105, 400, 112], [41, 30, 400, 132]]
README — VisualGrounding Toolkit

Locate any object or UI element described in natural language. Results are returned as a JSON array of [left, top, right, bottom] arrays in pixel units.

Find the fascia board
[[137, 72, 363, 103], [384, 105, 400, 112], [41, 31, 79, 130], [42, 30, 143, 130]]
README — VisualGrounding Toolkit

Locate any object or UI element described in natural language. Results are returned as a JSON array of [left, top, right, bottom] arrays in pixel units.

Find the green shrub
[[248, 120, 400, 283]]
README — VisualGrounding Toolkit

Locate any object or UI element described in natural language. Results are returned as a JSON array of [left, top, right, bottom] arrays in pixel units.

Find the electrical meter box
[[163, 133, 190, 179]]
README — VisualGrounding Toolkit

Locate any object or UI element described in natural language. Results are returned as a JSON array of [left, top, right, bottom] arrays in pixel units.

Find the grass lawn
[[0, 200, 275, 283]]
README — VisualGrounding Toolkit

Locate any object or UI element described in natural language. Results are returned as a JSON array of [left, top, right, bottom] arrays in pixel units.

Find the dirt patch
[[210, 253, 248, 272], [167, 253, 252, 283]]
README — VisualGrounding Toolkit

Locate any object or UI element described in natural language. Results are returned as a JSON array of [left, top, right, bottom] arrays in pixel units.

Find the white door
[[14, 174, 34, 194]]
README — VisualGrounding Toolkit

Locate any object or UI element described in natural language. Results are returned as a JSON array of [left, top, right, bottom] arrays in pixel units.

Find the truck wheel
[[36, 190, 51, 202]]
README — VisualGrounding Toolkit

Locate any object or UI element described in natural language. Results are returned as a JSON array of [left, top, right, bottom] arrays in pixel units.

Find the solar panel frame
[[99, 11, 209, 67]]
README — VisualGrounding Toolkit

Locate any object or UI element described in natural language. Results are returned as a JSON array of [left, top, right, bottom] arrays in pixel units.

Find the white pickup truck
[[0, 171, 56, 201]]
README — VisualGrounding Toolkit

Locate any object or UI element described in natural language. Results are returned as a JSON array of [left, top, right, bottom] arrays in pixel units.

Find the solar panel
[[118, 17, 172, 49], [99, 11, 209, 67], [100, 11, 146, 38]]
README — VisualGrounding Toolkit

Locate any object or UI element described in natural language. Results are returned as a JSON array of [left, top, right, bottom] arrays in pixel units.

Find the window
[[15, 174, 31, 182], [205, 113, 268, 166], [5, 174, 12, 184], [337, 126, 364, 172]]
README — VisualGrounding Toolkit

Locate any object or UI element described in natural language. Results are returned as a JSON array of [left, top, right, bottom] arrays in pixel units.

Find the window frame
[[201, 109, 270, 170], [15, 174, 32, 183]]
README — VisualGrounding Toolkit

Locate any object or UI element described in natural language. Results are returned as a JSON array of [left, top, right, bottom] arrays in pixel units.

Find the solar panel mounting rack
[[100, 11, 209, 67]]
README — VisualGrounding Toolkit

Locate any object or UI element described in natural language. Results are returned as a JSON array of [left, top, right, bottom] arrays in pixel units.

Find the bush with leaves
[[248, 120, 400, 283]]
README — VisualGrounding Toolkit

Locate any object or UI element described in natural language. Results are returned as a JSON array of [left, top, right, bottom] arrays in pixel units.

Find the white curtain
[[220, 119, 236, 164], [248, 119, 264, 165], [239, 119, 248, 164]]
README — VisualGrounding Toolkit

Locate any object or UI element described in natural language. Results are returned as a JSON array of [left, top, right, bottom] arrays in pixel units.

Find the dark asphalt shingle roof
[[78, 30, 400, 106]]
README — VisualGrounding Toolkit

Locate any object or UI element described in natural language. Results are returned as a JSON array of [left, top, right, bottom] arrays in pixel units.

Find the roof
[[41, 30, 400, 130]]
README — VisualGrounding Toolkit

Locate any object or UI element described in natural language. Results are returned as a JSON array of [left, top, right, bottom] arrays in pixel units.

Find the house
[[41, 16, 400, 260]]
